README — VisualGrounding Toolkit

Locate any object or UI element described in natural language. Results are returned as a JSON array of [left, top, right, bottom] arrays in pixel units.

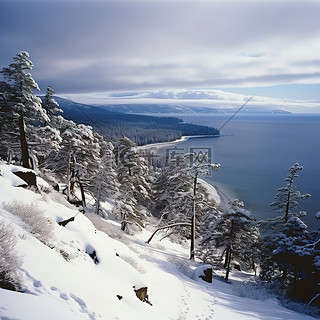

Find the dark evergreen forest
[[52, 97, 220, 145]]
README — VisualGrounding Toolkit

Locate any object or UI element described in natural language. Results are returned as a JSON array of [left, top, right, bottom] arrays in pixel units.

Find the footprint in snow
[[33, 280, 42, 288], [20, 269, 44, 294], [60, 293, 69, 301], [70, 293, 101, 319], [70, 293, 86, 308], [50, 286, 69, 301]]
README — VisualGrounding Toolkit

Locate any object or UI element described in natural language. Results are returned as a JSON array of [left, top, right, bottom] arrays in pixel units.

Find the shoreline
[[138, 134, 221, 151], [138, 115, 320, 230], [138, 135, 236, 210], [137, 135, 189, 151]]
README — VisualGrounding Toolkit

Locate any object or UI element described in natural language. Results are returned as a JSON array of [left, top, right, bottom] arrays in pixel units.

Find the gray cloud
[[1, 0, 320, 100]]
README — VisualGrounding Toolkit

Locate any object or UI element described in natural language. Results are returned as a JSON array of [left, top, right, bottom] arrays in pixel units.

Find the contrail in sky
[[218, 93, 256, 132]]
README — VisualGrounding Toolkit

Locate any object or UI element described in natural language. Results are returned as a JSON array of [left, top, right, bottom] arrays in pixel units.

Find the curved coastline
[[137, 134, 221, 151], [138, 134, 235, 210]]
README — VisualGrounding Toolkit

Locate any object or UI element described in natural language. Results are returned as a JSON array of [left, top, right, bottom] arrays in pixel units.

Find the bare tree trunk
[[190, 171, 198, 260], [225, 219, 235, 280], [146, 222, 191, 244], [284, 179, 293, 222], [66, 152, 72, 200], [223, 248, 228, 269], [79, 181, 86, 208], [190, 214, 196, 260], [95, 193, 101, 215], [95, 176, 102, 215], [225, 246, 232, 280], [19, 108, 30, 169]]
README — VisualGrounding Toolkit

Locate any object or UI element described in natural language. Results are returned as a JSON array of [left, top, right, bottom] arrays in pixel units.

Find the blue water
[[164, 114, 320, 230]]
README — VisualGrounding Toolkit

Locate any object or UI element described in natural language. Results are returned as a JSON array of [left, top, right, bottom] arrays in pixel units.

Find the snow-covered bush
[[119, 255, 146, 274], [232, 281, 274, 301], [84, 212, 130, 245], [112, 197, 147, 235], [3, 201, 54, 245], [279, 297, 320, 319], [232, 281, 320, 318], [0, 219, 22, 289], [167, 256, 195, 279]]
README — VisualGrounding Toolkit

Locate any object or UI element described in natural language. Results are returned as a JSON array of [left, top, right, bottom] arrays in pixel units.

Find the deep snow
[[0, 163, 317, 320]]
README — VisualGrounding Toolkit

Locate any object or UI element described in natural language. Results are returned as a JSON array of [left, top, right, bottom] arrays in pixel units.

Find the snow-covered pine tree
[[112, 137, 154, 233], [112, 193, 148, 234], [259, 163, 310, 300], [154, 154, 219, 251], [42, 119, 76, 180], [0, 81, 18, 162], [301, 227, 320, 307], [116, 137, 153, 207], [201, 199, 257, 280], [42, 117, 104, 206], [0, 52, 60, 168], [42, 86, 63, 122], [196, 205, 222, 265], [259, 165, 316, 304], [72, 124, 102, 174], [186, 152, 221, 260], [154, 154, 194, 238], [63, 124, 103, 206], [260, 217, 305, 282], [114, 136, 136, 167], [283, 218, 320, 305], [259, 216, 320, 304], [90, 141, 119, 216], [270, 163, 311, 223], [130, 150, 153, 207], [0, 51, 48, 124]]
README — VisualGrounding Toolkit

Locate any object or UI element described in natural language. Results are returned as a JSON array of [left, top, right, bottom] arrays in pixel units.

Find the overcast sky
[[1, 0, 320, 112]]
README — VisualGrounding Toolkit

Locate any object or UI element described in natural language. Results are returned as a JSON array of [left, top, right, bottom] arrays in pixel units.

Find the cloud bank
[[1, 0, 320, 112]]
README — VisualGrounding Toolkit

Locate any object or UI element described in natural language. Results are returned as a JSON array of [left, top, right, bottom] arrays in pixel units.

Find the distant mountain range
[[95, 104, 291, 114], [86, 89, 292, 114]]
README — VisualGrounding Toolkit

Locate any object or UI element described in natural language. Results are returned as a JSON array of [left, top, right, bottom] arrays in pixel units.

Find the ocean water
[[162, 114, 320, 230]]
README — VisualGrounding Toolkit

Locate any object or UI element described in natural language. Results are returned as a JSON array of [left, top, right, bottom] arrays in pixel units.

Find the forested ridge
[[1, 51, 319, 317], [52, 96, 220, 145]]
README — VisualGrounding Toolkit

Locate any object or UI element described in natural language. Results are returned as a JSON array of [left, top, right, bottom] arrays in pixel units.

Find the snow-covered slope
[[0, 163, 316, 320]]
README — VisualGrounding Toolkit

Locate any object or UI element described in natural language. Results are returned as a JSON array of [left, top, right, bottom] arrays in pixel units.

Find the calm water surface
[[163, 114, 320, 230]]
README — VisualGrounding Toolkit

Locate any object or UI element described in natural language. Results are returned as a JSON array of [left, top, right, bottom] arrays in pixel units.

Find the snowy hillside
[[0, 163, 317, 320]]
